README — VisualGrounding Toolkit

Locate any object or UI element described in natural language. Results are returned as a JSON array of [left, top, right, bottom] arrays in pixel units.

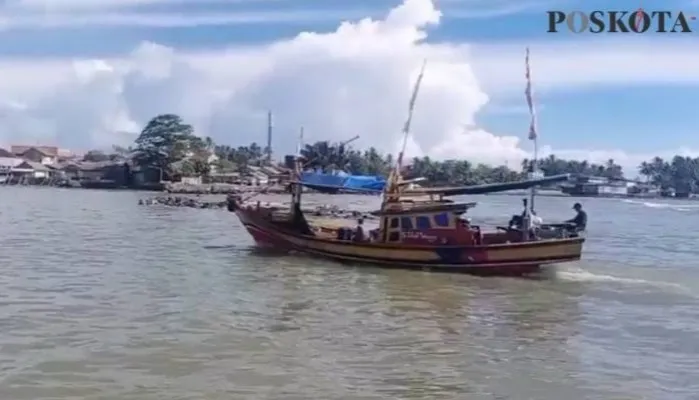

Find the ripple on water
[[0, 189, 697, 399]]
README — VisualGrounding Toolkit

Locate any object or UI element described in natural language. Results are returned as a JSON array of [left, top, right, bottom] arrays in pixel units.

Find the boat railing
[[537, 223, 583, 239]]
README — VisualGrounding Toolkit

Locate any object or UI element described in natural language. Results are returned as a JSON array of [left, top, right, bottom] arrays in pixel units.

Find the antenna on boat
[[524, 47, 539, 212], [385, 59, 427, 199]]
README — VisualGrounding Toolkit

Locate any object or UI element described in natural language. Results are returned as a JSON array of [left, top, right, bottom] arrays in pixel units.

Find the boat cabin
[[371, 201, 482, 246], [324, 199, 538, 246]]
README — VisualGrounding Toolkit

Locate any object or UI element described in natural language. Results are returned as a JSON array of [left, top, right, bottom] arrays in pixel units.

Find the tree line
[[80, 113, 699, 192]]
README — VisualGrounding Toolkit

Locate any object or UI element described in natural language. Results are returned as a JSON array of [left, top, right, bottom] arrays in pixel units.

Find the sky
[[0, 0, 698, 174]]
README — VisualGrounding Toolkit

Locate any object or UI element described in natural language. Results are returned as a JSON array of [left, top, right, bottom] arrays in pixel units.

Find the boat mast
[[291, 126, 305, 206], [385, 59, 427, 202], [524, 47, 539, 212]]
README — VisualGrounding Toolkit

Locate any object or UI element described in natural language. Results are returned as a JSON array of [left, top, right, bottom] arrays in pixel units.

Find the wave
[[621, 199, 699, 211], [553, 267, 695, 296], [556, 268, 659, 285]]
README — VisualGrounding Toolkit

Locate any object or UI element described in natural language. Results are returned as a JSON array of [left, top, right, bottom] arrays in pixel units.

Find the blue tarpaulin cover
[[300, 171, 386, 192]]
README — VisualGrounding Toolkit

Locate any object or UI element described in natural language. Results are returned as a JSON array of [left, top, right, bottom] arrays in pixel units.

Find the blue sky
[[0, 0, 698, 171]]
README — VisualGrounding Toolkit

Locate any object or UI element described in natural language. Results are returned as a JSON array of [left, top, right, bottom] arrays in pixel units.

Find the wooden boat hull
[[234, 207, 584, 276]]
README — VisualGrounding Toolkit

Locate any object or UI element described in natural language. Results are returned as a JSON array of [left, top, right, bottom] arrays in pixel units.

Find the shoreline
[[2, 182, 694, 200]]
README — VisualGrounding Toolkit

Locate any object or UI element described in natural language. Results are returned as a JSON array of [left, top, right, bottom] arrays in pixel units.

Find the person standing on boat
[[519, 198, 543, 239], [517, 199, 530, 228], [519, 198, 542, 225], [530, 209, 543, 227], [566, 202, 587, 230], [353, 218, 366, 242]]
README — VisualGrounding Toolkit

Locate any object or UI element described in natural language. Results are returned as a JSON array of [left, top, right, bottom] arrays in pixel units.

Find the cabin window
[[389, 218, 399, 228], [416, 216, 431, 229], [388, 231, 400, 242], [433, 213, 449, 227], [400, 217, 413, 231]]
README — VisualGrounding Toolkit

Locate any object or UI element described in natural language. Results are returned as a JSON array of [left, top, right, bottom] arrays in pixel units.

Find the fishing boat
[[227, 172, 583, 275], [226, 56, 585, 276]]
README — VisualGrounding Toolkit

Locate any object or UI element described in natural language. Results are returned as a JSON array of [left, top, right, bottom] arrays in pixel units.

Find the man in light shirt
[[530, 209, 543, 227], [520, 198, 543, 238]]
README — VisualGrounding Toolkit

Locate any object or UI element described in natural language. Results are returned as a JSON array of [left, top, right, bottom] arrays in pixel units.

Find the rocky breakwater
[[139, 195, 376, 220], [139, 195, 227, 209], [165, 182, 289, 195]]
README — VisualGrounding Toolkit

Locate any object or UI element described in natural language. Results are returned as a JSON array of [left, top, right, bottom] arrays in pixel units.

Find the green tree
[[132, 114, 199, 179], [121, 114, 699, 195], [638, 155, 699, 197], [213, 158, 236, 172]]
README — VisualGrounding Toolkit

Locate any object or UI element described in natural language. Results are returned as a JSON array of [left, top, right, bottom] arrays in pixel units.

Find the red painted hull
[[234, 207, 584, 277]]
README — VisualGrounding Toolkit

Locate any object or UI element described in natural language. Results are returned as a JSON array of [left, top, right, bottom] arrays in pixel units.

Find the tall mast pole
[[525, 48, 539, 212], [385, 59, 427, 201]]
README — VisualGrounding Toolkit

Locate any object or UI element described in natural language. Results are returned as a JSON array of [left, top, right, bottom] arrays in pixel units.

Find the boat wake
[[552, 266, 693, 295], [621, 199, 699, 211], [556, 268, 659, 285]]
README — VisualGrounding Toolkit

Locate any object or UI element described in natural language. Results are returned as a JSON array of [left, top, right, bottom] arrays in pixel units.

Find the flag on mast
[[524, 47, 538, 141]]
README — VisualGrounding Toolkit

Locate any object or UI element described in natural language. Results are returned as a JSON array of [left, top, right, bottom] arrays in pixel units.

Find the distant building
[[0, 148, 21, 182], [246, 165, 270, 185], [0, 147, 21, 169], [12, 160, 53, 180], [180, 176, 203, 185], [131, 166, 162, 186], [11, 145, 59, 165], [284, 155, 296, 169], [56, 161, 128, 183], [561, 176, 630, 197], [628, 183, 660, 197]]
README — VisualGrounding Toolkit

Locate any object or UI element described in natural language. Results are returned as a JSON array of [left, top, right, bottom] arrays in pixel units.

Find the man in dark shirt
[[353, 218, 366, 241], [566, 202, 587, 230]]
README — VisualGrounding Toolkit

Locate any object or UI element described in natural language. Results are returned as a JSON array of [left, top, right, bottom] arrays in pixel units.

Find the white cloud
[[0, 0, 697, 173], [0, 10, 380, 28], [6, 0, 277, 12], [469, 38, 699, 95], [442, 0, 558, 19], [0, 0, 554, 28]]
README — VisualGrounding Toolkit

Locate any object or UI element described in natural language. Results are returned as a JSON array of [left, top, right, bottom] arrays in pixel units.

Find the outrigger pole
[[385, 59, 427, 201], [524, 47, 539, 212]]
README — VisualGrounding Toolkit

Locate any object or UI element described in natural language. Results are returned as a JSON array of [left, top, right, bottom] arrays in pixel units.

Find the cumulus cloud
[[469, 38, 699, 96], [6, 0, 266, 11], [0, 0, 533, 166], [0, 0, 696, 173], [0, 10, 379, 28]]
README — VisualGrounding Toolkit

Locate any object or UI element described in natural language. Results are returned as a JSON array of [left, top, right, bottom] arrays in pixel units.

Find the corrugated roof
[[15, 160, 50, 171], [11, 145, 59, 156], [0, 148, 15, 158], [0, 157, 20, 168]]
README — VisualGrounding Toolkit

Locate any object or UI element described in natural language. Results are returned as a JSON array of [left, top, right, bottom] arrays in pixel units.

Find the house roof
[[260, 165, 283, 175], [11, 145, 59, 157], [0, 157, 20, 168], [0, 148, 15, 158], [78, 161, 119, 171], [55, 160, 120, 171], [15, 160, 50, 171]]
